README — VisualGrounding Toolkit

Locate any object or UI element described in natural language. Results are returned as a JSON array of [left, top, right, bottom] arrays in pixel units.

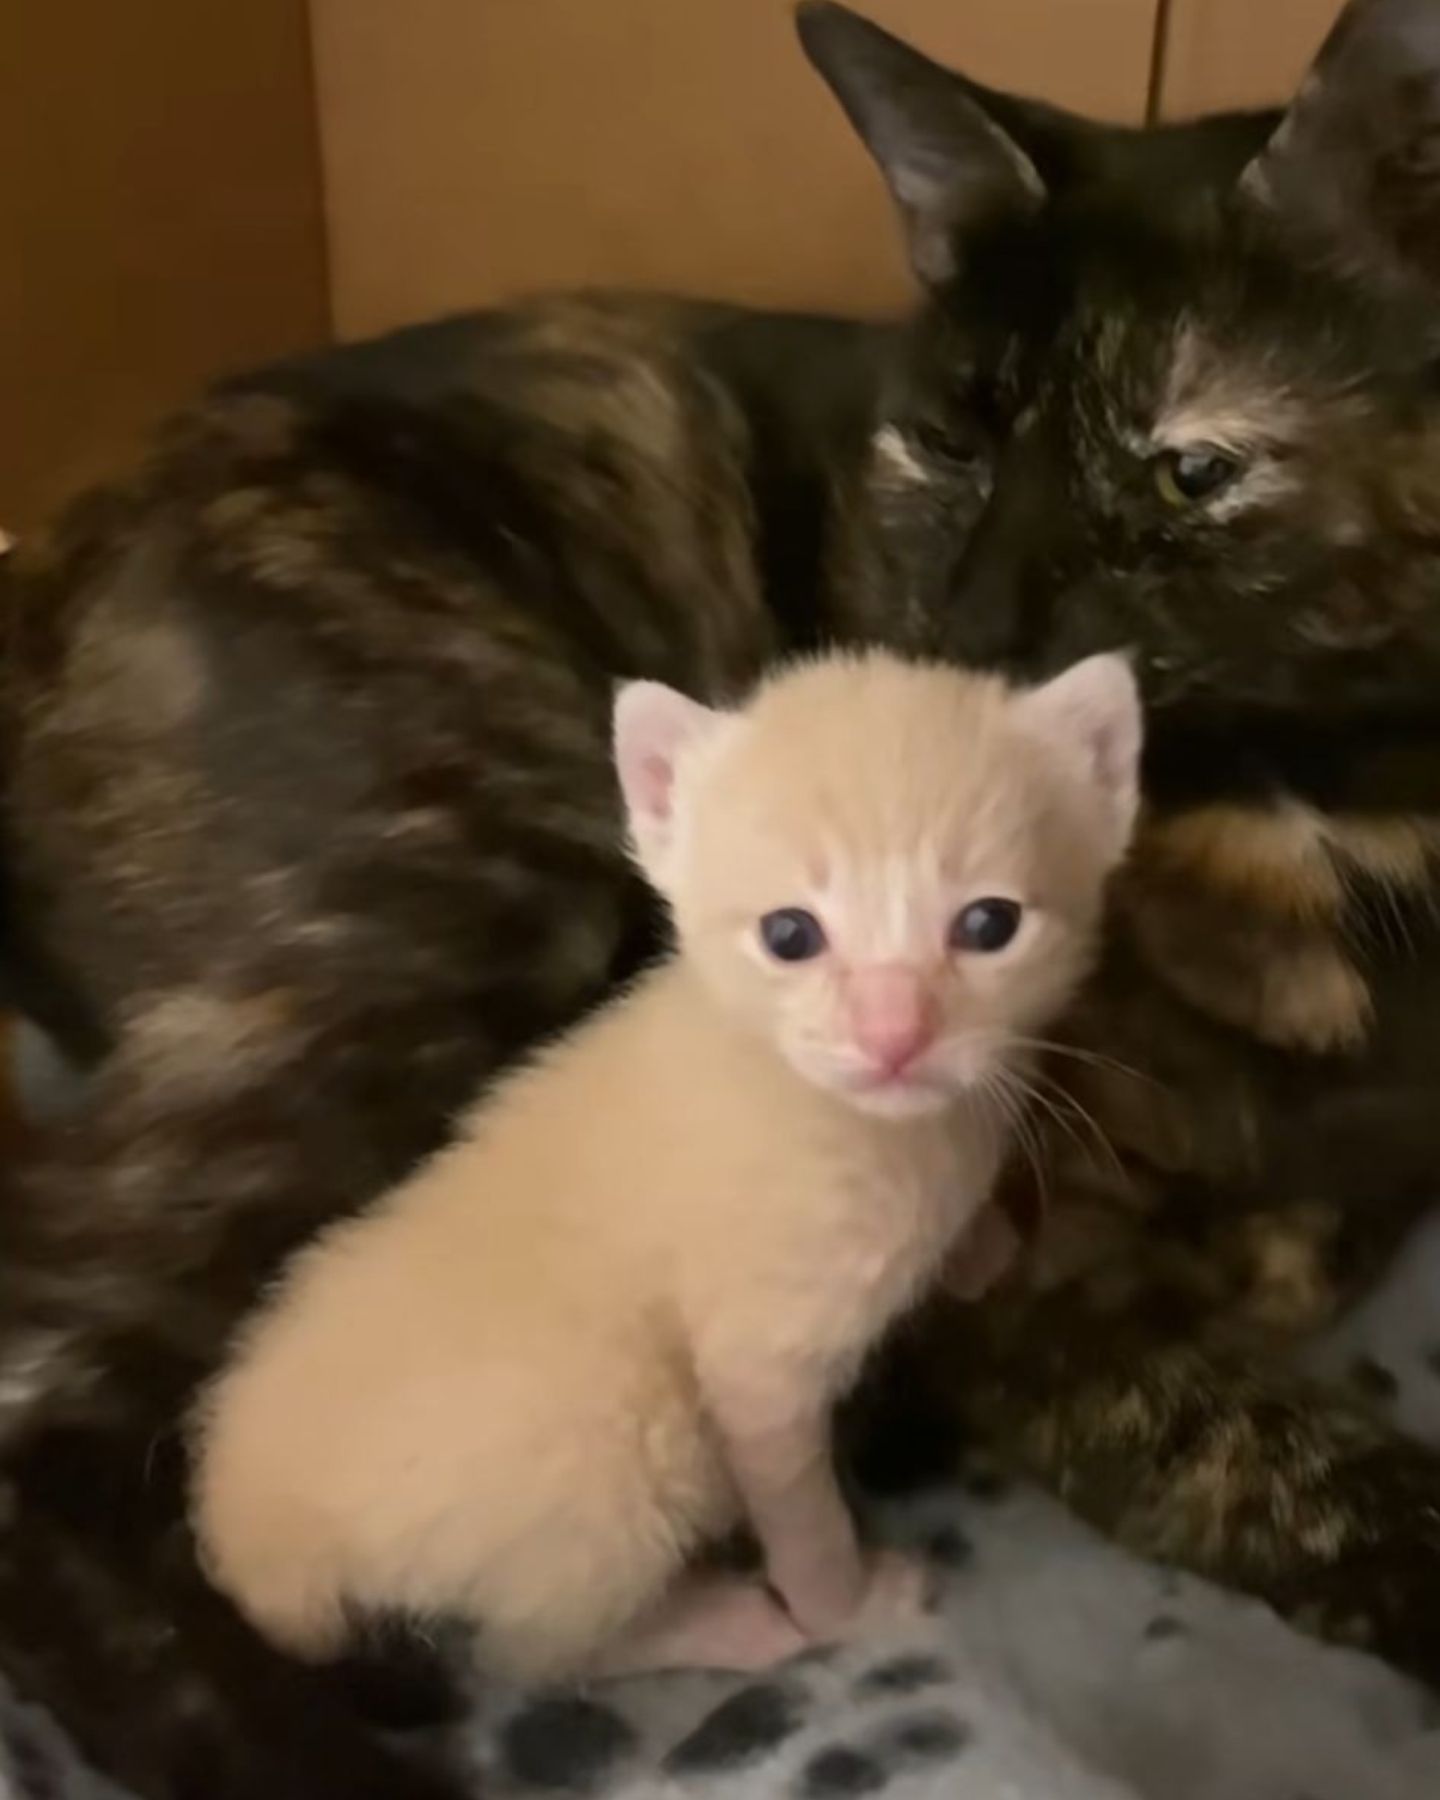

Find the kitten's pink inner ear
[[634, 751, 677, 822], [612, 681, 720, 839], [1018, 653, 1143, 844]]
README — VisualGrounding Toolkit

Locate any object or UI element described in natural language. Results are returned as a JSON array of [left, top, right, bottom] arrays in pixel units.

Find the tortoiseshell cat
[[5, 1, 1440, 1795]]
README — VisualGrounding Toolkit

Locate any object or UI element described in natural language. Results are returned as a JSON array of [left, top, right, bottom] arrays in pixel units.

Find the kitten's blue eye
[[760, 908, 827, 963], [950, 898, 1023, 954]]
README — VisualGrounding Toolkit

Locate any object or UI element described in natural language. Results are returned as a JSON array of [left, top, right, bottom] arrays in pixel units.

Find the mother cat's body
[[6, 2, 1440, 1797]]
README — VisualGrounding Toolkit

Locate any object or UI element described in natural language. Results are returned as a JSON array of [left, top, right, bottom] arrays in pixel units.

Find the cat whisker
[[1015, 1081, 1113, 1180], [975, 1067, 1050, 1216], [1348, 864, 1421, 966], [992, 1034, 1166, 1095], [988, 1065, 1055, 1186], [1023, 1070, 1127, 1181], [985, 1053, 1125, 1183]]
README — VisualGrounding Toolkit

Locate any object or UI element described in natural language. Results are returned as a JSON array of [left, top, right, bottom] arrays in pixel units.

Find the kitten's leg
[[709, 1397, 931, 1640], [594, 1574, 805, 1677], [898, 1274, 1440, 1688]]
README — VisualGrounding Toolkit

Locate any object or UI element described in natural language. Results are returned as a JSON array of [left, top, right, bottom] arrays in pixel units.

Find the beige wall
[[1153, 0, 1342, 117], [2, 0, 328, 532], [311, 0, 1161, 341]]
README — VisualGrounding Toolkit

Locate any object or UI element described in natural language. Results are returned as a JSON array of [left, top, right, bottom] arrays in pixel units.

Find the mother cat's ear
[[613, 681, 723, 886], [1239, 0, 1440, 289], [795, 1, 1049, 287], [1013, 655, 1143, 861]]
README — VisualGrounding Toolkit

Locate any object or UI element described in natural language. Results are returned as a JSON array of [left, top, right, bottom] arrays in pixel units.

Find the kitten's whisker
[[990, 1065, 1055, 1192], [1026, 1072, 1127, 1181], [992, 1057, 1125, 1182], [989, 1034, 1166, 1096], [1012, 1078, 1104, 1177], [977, 1068, 1050, 1216]]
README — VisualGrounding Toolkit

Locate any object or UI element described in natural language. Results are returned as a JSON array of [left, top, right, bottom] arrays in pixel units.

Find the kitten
[[190, 648, 1140, 1680]]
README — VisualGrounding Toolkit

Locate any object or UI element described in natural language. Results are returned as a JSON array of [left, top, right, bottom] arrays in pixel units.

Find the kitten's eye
[[759, 908, 827, 963], [1154, 446, 1241, 507], [950, 898, 1023, 954]]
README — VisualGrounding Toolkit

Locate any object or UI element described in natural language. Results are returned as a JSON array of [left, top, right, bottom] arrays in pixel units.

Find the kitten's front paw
[[777, 1548, 937, 1645], [775, 1561, 867, 1642], [790, 1550, 936, 1645], [851, 1549, 937, 1631]]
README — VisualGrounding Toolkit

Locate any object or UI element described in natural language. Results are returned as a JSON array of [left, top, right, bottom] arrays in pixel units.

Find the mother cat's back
[[0, 294, 886, 1069]]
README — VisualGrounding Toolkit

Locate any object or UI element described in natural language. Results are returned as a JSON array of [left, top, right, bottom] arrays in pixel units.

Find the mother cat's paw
[[1274, 1437, 1440, 1691]]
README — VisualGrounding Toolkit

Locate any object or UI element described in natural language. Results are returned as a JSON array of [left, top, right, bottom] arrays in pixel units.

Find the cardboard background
[[310, 0, 1159, 339], [1154, 0, 1341, 117], [2, 0, 328, 530], [6, 0, 1350, 532]]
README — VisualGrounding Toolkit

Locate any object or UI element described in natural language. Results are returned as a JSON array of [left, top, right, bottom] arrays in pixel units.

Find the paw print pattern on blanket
[[468, 1210, 1440, 1800]]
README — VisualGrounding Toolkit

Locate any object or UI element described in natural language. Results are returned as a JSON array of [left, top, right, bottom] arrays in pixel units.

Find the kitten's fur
[[9, 3, 1440, 1793], [192, 651, 1139, 1679]]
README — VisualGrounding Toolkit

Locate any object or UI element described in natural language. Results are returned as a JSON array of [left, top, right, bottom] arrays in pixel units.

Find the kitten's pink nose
[[847, 967, 937, 1077]]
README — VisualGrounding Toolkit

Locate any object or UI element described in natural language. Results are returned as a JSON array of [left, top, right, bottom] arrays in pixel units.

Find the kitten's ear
[[613, 681, 722, 886], [1015, 654, 1143, 860], [1239, 0, 1440, 288], [796, 2, 1045, 287]]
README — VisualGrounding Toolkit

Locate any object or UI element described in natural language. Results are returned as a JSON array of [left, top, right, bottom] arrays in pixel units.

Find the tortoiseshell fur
[[7, 3, 1440, 1795]]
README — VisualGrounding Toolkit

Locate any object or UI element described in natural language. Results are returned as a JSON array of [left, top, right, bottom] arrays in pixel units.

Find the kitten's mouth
[[842, 1065, 953, 1117], [790, 1051, 958, 1116], [857, 1065, 931, 1089]]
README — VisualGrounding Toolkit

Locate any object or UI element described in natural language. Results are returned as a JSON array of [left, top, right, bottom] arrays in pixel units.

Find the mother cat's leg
[[876, 1185, 1440, 1690], [0, 987, 535, 1800], [0, 1462, 465, 1800]]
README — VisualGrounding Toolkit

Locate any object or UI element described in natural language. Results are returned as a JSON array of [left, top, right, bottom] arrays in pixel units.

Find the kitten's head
[[800, 0, 1440, 728], [613, 651, 1141, 1119]]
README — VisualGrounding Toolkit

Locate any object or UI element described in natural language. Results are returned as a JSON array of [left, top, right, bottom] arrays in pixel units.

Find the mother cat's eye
[[950, 898, 1023, 954], [912, 415, 984, 466], [760, 907, 827, 963], [1154, 446, 1240, 507]]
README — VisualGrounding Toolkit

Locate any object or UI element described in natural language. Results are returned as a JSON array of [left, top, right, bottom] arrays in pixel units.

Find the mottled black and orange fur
[[8, 3, 1440, 1797]]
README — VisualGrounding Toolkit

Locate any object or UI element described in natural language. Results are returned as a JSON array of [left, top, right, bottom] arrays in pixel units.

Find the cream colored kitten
[[191, 648, 1141, 1682]]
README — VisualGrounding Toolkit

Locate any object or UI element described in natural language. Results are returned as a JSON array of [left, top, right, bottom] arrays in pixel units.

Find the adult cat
[[4, 1, 1440, 1796]]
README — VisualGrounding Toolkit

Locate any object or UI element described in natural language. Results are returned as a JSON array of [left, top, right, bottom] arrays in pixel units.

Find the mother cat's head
[[802, 0, 1440, 727]]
